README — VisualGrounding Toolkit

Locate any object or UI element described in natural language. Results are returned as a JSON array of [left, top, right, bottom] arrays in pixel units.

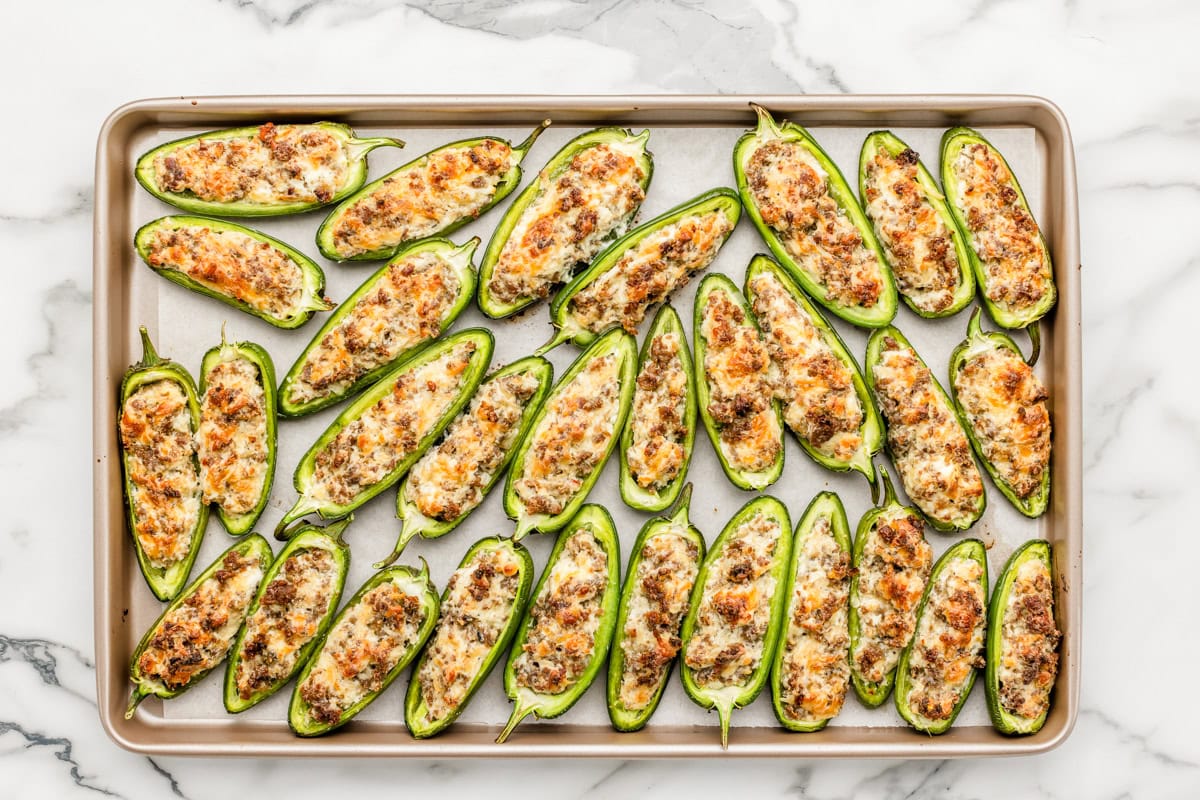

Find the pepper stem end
[[275, 498, 320, 540], [136, 326, 162, 368], [348, 135, 405, 158], [125, 687, 150, 720], [878, 467, 898, 508], [323, 515, 353, 544], [750, 103, 781, 139], [715, 699, 733, 750], [1026, 322, 1042, 367], [668, 483, 693, 527], [967, 306, 984, 339], [496, 702, 536, 744], [512, 514, 537, 542], [514, 119, 552, 155], [375, 517, 420, 570], [533, 326, 572, 357]]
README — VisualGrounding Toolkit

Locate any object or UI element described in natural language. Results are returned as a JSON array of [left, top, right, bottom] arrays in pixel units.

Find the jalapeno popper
[[119, 327, 208, 601], [681, 495, 791, 748], [126, 535, 272, 718], [744, 255, 882, 482], [406, 537, 534, 738], [858, 131, 975, 318], [694, 273, 784, 491], [275, 329, 494, 536], [135, 122, 403, 217], [866, 326, 986, 532], [135, 216, 333, 329], [498, 505, 621, 743], [539, 188, 741, 352], [278, 237, 479, 417], [734, 105, 897, 328], [894, 538, 988, 734], [478, 128, 653, 318], [608, 485, 705, 731], [289, 561, 439, 736], [770, 492, 852, 732], [317, 122, 550, 262]]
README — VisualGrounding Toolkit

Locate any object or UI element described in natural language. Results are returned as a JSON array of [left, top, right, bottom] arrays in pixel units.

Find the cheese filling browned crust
[[618, 531, 700, 710], [120, 380, 202, 569], [954, 346, 1051, 499], [701, 291, 780, 473], [329, 140, 515, 258], [851, 511, 932, 685], [999, 558, 1060, 720], [405, 370, 541, 521], [568, 211, 733, 335], [862, 147, 962, 314], [234, 548, 338, 700], [289, 252, 460, 405], [626, 332, 688, 492], [153, 123, 349, 204], [417, 546, 523, 722], [872, 336, 984, 525], [196, 356, 269, 516], [487, 142, 646, 305], [311, 341, 476, 506], [513, 531, 608, 695], [746, 139, 884, 309], [684, 512, 780, 688], [778, 518, 852, 723]]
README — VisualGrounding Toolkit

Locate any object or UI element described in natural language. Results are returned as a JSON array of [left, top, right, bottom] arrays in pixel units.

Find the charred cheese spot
[[197, 356, 268, 516], [626, 332, 688, 492], [998, 559, 1060, 720]]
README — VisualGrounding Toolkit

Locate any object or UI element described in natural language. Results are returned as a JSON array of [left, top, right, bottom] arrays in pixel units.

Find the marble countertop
[[2, 0, 1197, 797]]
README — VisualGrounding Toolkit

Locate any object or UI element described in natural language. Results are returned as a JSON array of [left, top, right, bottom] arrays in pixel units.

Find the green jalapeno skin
[[198, 333, 278, 536], [948, 309, 1051, 517], [316, 122, 551, 262], [985, 539, 1057, 735], [404, 536, 535, 739], [287, 560, 440, 737], [477, 127, 655, 319], [275, 328, 495, 537], [119, 327, 209, 601], [893, 537, 989, 734], [277, 237, 480, 418], [223, 519, 352, 713], [679, 495, 792, 749], [134, 122, 403, 217], [497, 504, 621, 743], [743, 254, 883, 483], [733, 105, 897, 329], [940, 127, 1057, 330], [693, 271, 784, 491], [769, 491, 851, 732], [537, 187, 742, 353], [503, 328, 638, 540], [864, 324, 987, 532], [134, 216, 334, 330], [387, 356, 554, 567], [125, 534, 273, 718]]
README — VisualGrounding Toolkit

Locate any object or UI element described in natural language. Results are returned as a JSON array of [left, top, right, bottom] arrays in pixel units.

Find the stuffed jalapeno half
[[317, 122, 550, 261], [405, 536, 535, 738], [986, 539, 1061, 735], [949, 309, 1052, 517], [504, 328, 637, 539], [125, 535, 272, 718], [607, 485, 705, 731], [894, 538, 988, 734], [134, 122, 403, 217], [223, 518, 351, 713], [744, 255, 882, 483], [680, 495, 792, 748], [865, 325, 986, 532], [538, 188, 741, 353], [288, 561, 439, 736], [770, 492, 852, 732], [848, 471, 933, 707], [734, 105, 897, 328], [497, 505, 621, 743], [478, 127, 653, 318], [618, 304, 696, 513], [388, 356, 554, 566], [119, 327, 208, 601], [858, 131, 975, 318], [694, 272, 784, 491], [275, 329, 494, 536], [941, 127, 1057, 329], [135, 216, 333, 329], [196, 332, 276, 536], [277, 237, 479, 417]]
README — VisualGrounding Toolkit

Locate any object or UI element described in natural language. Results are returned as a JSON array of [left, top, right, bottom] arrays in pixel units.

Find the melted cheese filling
[[998, 558, 1060, 720], [196, 356, 269, 515], [626, 331, 688, 492]]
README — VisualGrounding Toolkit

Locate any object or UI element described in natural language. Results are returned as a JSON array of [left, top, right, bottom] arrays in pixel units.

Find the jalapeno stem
[[514, 119, 552, 156], [533, 324, 578, 356], [496, 700, 537, 744], [512, 513, 541, 542], [275, 497, 323, 540], [346, 135, 405, 160], [668, 483, 693, 527], [1025, 322, 1042, 367], [125, 686, 151, 719], [377, 512, 424, 569], [136, 326, 162, 369]]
